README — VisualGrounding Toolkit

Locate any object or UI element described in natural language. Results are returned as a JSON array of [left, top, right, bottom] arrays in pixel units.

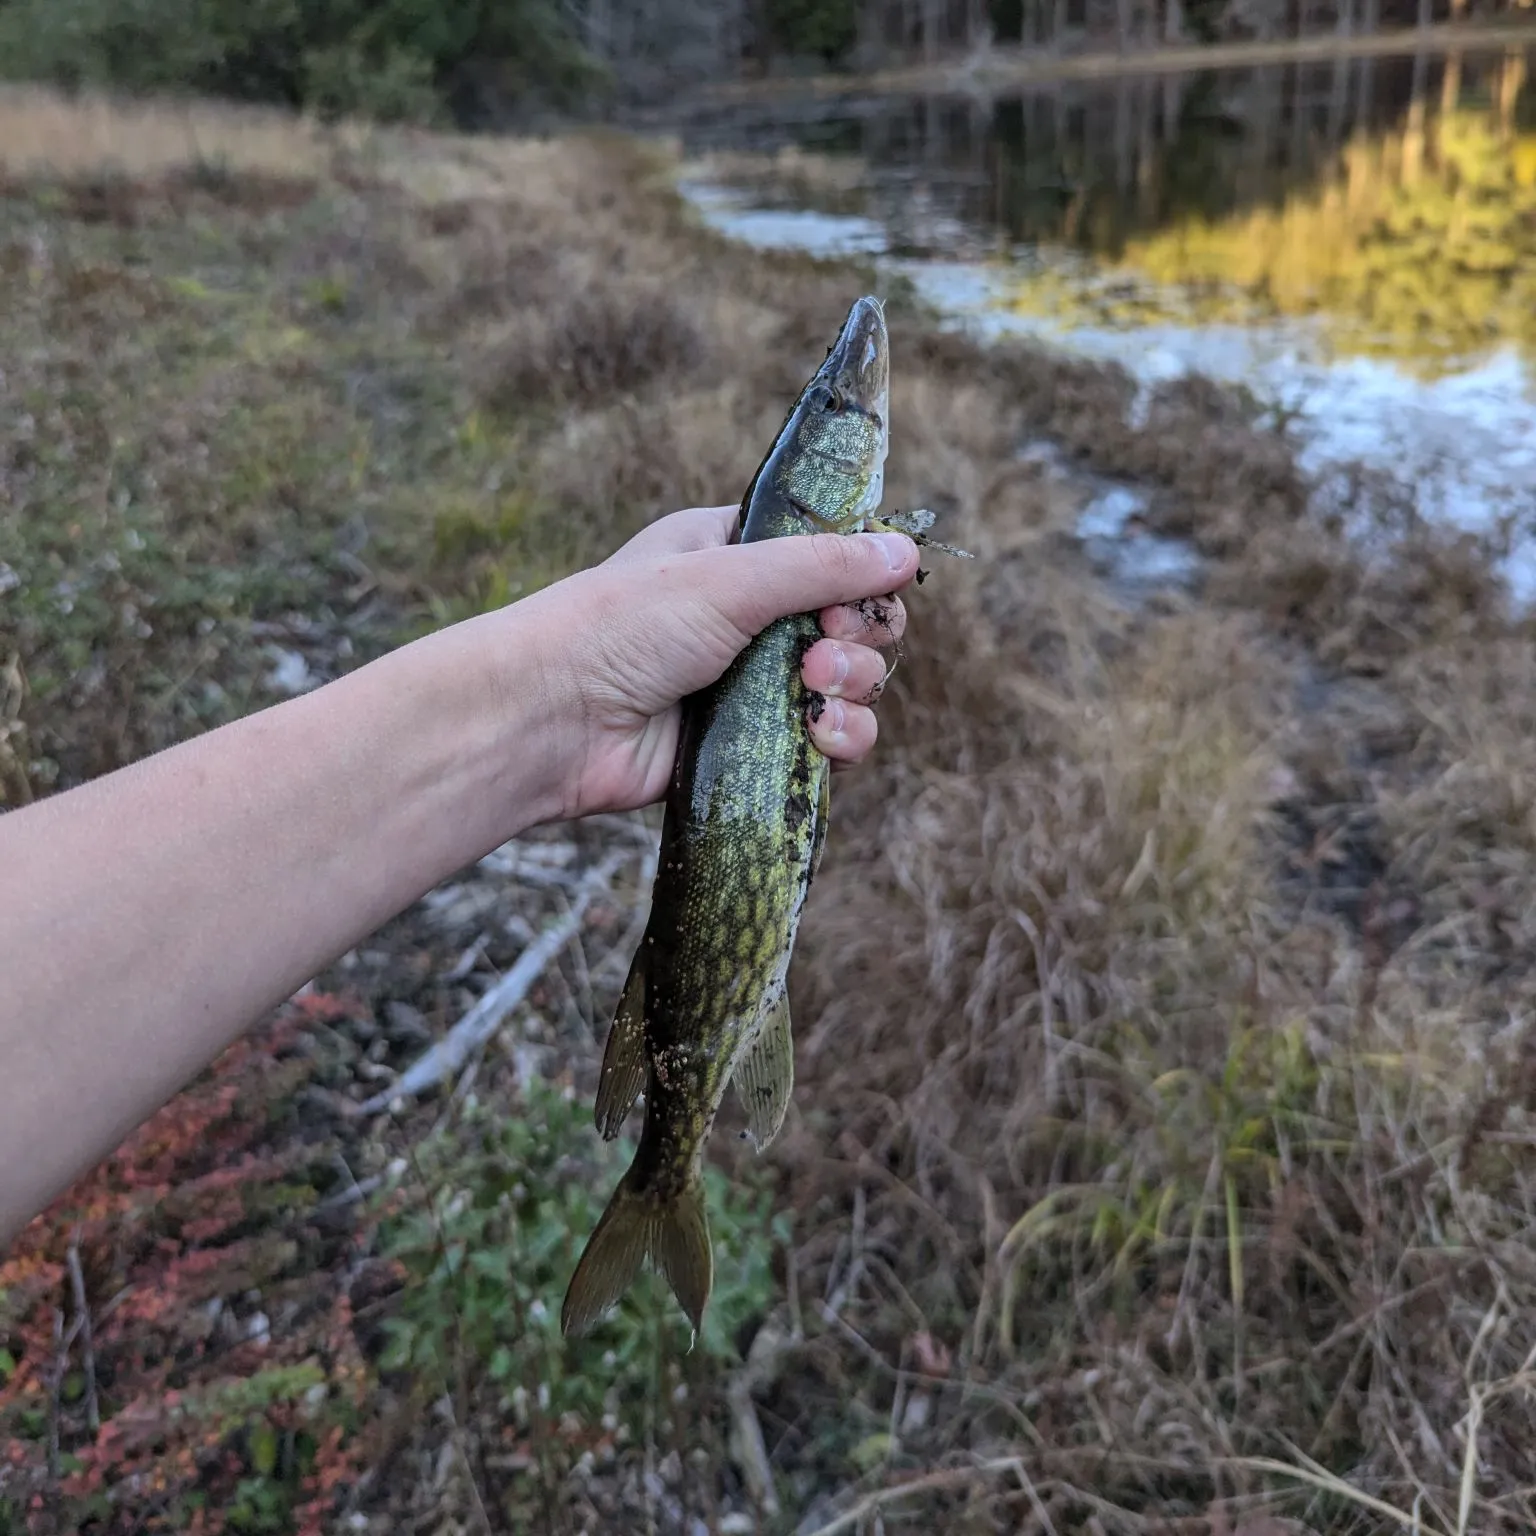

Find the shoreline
[[696, 19, 1536, 102]]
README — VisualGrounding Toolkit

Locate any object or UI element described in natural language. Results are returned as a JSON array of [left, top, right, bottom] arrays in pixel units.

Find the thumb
[[691, 531, 920, 640]]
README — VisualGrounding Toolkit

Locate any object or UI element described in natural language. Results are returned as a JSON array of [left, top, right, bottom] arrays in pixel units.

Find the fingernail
[[810, 697, 846, 737], [827, 642, 850, 687], [869, 531, 915, 571]]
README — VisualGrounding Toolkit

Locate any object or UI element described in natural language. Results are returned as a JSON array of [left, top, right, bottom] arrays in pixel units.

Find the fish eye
[[821, 386, 844, 413]]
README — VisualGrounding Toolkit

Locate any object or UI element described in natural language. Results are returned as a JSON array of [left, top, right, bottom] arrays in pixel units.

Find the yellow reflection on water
[[1005, 52, 1536, 380]]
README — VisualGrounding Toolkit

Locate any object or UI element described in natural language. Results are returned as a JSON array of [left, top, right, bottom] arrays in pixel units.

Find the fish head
[[776, 295, 890, 533]]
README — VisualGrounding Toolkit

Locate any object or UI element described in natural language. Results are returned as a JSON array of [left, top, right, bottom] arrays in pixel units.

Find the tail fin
[[561, 1172, 713, 1338], [651, 1178, 711, 1335]]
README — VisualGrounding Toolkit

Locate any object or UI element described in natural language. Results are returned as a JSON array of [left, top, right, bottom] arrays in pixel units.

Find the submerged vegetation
[[2, 88, 1536, 1534]]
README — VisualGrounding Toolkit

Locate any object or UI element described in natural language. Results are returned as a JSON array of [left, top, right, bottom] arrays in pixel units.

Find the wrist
[[469, 579, 602, 830], [421, 602, 572, 844], [322, 603, 569, 902]]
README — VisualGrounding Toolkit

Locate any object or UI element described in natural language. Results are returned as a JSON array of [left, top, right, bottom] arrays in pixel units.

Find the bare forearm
[[0, 609, 556, 1238], [0, 513, 918, 1243]]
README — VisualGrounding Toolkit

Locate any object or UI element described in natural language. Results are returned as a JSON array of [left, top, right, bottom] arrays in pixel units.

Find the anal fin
[[594, 951, 647, 1139], [735, 993, 794, 1151], [809, 762, 831, 884]]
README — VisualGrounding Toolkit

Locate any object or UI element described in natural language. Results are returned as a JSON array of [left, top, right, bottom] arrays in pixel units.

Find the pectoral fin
[[594, 952, 647, 1139], [869, 509, 975, 559], [735, 993, 794, 1151], [874, 507, 936, 536]]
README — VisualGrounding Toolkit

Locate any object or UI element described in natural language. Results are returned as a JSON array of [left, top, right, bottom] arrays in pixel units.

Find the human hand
[[509, 505, 919, 821]]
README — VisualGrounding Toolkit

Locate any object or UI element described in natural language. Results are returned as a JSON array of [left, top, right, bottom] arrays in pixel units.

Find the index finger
[[605, 505, 739, 567]]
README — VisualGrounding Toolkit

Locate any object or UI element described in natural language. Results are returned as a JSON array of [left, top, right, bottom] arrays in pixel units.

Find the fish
[[560, 294, 892, 1339]]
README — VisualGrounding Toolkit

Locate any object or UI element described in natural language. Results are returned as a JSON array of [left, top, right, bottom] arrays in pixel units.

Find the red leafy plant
[[0, 995, 378, 1535]]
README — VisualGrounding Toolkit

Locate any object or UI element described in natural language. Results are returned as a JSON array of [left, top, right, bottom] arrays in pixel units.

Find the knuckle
[[818, 533, 864, 580]]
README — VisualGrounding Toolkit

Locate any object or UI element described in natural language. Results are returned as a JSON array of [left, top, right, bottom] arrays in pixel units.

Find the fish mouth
[[820, 294, 889, 425]]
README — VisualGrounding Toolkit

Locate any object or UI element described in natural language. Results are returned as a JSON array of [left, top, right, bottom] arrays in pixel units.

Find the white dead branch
[[354, 847, 634, 1115]]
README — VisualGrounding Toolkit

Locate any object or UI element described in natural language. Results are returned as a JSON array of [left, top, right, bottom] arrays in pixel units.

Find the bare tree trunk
[[967, 0, 991, 52], [1114, 76, 1131, 187], [1162, 73, 1182, 144], [1416, 0, 1431, 33], [1116, 0, 1132, 52], [585, 0, 611, 60], [857, 0, 887, 66], [1441, 50, 1462, 114], [1288, 59, 1309, 172], [924, 0, 942, 61], [1164, 0, 1183, 42], [1357, 0, 1379, 117], [1402, 52, 1427, 181], [1327, 55, 1349, 145], [1136, 74, 1157, 221], [1497, 46, 1527, 138], [1053, 0, 1068, 48], [1061, 89, 1085, 244], [715, 0, 742, 78], [1327, 0, 1353, 143]]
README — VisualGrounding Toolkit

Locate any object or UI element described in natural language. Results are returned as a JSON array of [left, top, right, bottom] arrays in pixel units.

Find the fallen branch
[[66, 1235, 100, 1435], [727, 1311, 798, 1518], [799, 1459, 1020, 1536], [798, 1460, 1143, 1536], [46, 1307, 63, 1480], [354, 848, 633, 1115]]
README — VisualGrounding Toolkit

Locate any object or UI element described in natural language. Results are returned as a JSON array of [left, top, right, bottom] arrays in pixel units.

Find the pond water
[[664, 47, 1536, 599]]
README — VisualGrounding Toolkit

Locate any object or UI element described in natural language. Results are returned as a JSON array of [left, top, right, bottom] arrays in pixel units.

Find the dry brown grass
[[682, 145, 872, 215], [793, 548, 1536, 1532], [5, 86, 1535, 1536], [0, 84, 344, 179], [401, 126, 1536, 1530], [479, 280, 708, 409], [0, 84, 645, 206]]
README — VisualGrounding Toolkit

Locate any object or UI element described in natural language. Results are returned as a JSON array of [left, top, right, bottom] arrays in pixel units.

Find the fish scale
[[561, 296, 891, 1340]]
